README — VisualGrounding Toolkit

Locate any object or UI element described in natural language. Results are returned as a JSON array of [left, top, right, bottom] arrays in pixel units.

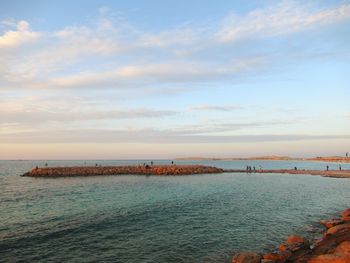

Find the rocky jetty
[[21, 165, 224, 177], [232, 208, 350, 263]]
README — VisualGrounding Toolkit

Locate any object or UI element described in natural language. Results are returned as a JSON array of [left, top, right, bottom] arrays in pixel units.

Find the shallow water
[[1, 160, 350, 262]]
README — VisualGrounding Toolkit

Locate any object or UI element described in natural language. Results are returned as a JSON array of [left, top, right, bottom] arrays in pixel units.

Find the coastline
[[176, 156, 350, 163], [232, 208, 350, 263]]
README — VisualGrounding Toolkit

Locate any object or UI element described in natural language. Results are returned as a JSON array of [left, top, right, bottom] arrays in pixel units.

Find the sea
[[1, 159, 350, 263]]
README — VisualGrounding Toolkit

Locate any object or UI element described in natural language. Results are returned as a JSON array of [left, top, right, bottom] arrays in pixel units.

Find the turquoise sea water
[[1, 160, 350, 262]]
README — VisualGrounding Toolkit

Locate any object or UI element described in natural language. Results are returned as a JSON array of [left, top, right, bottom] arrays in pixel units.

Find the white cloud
[[0, 20, 39, 48], [139, 28, 197, 48], [0, 108, 177, 125], [1, 1, 349, 92], [8, 58, 264, 90], [1, 127, 348, 144], [216, 2, 350, 43], [189, 105, 242, 112]]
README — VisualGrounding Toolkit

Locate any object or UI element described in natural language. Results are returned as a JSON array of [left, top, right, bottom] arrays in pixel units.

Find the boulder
[[334, 241, 350, 255], [321, 218, 350, 228], [286, 235, 306, 245], [341, 208, 350, 218], [263, 250, 292, 262], [231, 252, 261, 263], [308, 254, 350, 263], [326, 223, 350, 235]]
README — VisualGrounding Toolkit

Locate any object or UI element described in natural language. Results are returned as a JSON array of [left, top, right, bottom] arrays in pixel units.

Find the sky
[[0, 0, 349, 159]]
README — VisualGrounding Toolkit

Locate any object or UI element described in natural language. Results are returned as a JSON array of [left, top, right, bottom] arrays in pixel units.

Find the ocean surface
[[1, 160, 350, 263]]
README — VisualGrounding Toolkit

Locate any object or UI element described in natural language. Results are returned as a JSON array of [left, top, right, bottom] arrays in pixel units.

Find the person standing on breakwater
[[339, 164, 342, 171], [326, 165, 329, 171]]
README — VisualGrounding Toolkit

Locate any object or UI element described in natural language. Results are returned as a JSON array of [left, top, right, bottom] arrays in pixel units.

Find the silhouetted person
[[294, 166, 297, 171], [151, 161, 153, 166], [45, 163, 48, 167], [171, 161, 174, 165], [339, 165, 342, 171], [326, 165, 329, 171]]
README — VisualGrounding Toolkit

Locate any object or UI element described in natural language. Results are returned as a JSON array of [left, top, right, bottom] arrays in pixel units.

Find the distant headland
[[176, 155, 350, 163]]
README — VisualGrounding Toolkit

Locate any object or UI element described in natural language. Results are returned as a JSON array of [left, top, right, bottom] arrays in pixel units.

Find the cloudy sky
[[0, 0, 349, 159]]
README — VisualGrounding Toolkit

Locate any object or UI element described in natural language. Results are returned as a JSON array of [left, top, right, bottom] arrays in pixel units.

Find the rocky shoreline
[[232, 208, 350, 263], [21, 165, 224, 177]]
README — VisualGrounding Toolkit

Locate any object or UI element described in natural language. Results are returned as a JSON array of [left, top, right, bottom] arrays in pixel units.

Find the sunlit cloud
[[0, 20, 39, 48], [1, 127, 349, 144], [189, 105, 242, 112], [216, 2, 350, 43]]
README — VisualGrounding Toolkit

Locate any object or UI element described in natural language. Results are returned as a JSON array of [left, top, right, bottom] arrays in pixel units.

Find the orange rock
[[326, 223, 350, 235], [320, 219, 346, 229], [341, 208, 350, 218], [286, 235, 306, 245], [263, 251, 292, 262], [231, 252, 261, 263], [308, 254, 350, 263], [334, 241, 350, 255], [278, 244, 289, 251]]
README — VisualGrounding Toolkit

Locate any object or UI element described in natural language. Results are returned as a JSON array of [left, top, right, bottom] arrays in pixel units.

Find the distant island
[[176, 155, 350, 163]]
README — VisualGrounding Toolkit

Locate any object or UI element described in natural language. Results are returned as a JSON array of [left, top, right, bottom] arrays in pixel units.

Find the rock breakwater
[[21, 165, 224, 177]]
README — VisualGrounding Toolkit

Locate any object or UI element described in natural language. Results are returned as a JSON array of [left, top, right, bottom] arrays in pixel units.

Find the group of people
[[326, 164, 342, 171], [246, 166, 256, 172], [141, 160, 175, 169]]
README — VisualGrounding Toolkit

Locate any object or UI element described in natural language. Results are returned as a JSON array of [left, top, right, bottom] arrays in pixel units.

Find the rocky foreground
[[232, 208, 350, 263], [21, 165, 224, 177]]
